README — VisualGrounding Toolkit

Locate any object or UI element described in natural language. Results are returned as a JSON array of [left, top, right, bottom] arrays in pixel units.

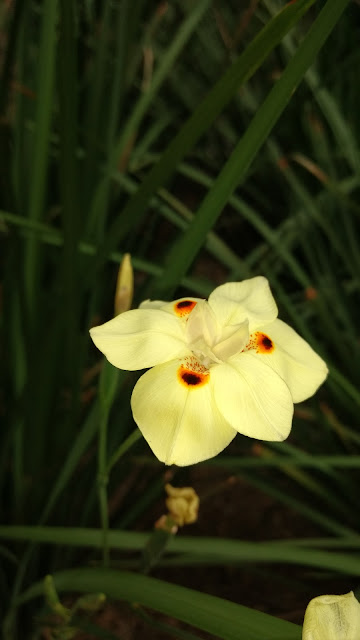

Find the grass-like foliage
[[0, 0, 358, 637]]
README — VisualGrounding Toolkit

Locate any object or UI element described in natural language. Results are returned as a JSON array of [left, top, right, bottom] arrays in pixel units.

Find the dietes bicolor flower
[[90, 277, 328, 466]]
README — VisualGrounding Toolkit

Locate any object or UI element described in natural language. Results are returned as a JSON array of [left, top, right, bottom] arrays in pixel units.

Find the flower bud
[[302, 592, 360, 640], [165, 483, 199, 526], [114, 253, 133, 316]]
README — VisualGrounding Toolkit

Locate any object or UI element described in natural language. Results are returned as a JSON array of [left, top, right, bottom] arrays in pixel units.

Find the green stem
[[107, 428, 142, 474], [98, 411, 110, 567]]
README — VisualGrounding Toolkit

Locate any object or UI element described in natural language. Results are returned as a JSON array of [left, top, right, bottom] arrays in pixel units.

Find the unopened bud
[[303, 592, 360, 640], [165, 484, 199, 526], [114, 253, 133, 316], [44, 575, 70, 622]]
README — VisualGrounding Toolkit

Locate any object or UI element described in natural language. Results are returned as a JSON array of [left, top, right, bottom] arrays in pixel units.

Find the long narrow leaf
[[88, 0, 316, 283], [23, 0, 58, 319], [155, 0, 350, 296], [2, 526, 360, 575], [17, 568, 302, 640]]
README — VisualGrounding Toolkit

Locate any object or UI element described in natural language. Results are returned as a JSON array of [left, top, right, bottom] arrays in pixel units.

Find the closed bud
[[165, 484, 199, 526], [303, 592, 360, 640], [114, 253, 133, 316]]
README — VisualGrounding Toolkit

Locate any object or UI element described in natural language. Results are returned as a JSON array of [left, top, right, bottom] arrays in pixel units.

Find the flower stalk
[[97, 408, 110, 567], [96, 254, 134, 566], [107, 428, 142, 474]]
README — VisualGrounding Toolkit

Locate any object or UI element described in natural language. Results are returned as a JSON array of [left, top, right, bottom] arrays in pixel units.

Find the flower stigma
[[184, 300, 250, 369]]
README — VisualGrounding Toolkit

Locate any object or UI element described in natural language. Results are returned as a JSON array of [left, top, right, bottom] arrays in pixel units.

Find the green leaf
[[155, 0, 351, 296], [2, 526, 360, 575], [88, 0, 317, 283], [87, 0, 213, 238], [24, 0, 58, 319], [18, 568, 302, 640]]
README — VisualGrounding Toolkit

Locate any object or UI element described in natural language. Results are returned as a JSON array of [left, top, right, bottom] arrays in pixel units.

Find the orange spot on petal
[[246, 332, 275, 354], [174, 299, 197, 317], [255, 332, 274, 354], [177, 361, 209, 389]]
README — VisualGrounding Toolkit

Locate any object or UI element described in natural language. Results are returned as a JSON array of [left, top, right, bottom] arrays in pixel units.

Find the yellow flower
[[165, 483, 199, 526], [90, 277, 328, 466], [303, 592, 360, 640]]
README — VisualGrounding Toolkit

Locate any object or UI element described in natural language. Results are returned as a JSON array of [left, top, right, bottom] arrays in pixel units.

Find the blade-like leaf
[[88, 0, 316, 283], [17, 568, 302, 640], [155, 0, 350, 297]]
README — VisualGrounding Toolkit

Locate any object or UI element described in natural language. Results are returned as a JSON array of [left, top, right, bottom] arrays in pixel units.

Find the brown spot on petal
[[256, 332, 274, 353], [177, 361, 209, 389], [183, 372, 202, 385], [245, 332, 275, 354], [174, 299, 197, 317]]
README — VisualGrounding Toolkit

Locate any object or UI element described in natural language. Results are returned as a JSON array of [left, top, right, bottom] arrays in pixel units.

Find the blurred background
[[1, 0, 360, 638]]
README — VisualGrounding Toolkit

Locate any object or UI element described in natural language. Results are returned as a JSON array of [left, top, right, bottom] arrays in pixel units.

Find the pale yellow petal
[[131, 359, 236, 466], [212, 320, 249, 361], [140, 297, 203, 316], [208, 277, 278, 331], [211, 354, 293, 441], [139, 299, 167, 310], [250, 319, 328, 403], [90, 309, 188, 370], [162, 297, 204, 318], [186, 300, 220, 345], [303, 592, 360, 640]]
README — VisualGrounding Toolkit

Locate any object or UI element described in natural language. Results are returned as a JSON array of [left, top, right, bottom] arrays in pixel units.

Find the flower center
[[186, 300, 249, 367]]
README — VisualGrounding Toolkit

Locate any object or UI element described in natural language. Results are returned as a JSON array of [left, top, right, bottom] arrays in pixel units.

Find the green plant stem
[[98, 425, 142, 564], [98, 411, 110, 567], [107, 429, 142, 474]]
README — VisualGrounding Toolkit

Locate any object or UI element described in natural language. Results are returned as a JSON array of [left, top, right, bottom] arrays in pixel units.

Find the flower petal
[[140, 297, 203, 315], [131, 359, 237, 466], [90, 309, 188, 370], [211, 353, 293, 441], [249, 319, 328, 403], [302, 592, 360, 640], [208, 277, 278, 331], [186, 300, 220, 345], [139, 299, 167, 310], [212, 320, 249, 361]]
